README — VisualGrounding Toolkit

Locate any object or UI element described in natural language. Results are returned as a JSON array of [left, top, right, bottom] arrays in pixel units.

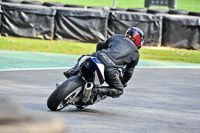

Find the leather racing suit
[[91, 34, 140, 98]]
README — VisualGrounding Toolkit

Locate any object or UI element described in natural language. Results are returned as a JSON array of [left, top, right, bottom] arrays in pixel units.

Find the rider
[[64, 27, 144, 102]]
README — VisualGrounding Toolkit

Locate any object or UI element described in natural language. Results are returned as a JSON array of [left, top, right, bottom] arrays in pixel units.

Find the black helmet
[[125, 27, 144, 49]]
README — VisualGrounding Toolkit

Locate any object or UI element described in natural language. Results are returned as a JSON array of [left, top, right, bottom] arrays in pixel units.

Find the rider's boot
[[63, 55, 86, 78], [89, 87, 123, 104], [63, 64, 79, 78], [98, 87, 123, 98]]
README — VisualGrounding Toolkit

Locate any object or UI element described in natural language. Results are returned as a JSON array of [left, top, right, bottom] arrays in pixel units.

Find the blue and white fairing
[[91, 57, 105, 85], [82, 57, 105, 85]]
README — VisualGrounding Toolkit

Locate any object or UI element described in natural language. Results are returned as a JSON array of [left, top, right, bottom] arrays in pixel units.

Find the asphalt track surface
[[0, 68, 200, 133]]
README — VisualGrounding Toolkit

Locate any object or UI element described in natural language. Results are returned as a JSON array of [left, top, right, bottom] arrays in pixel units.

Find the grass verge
[[0, 37, 96, 55], [140, 47, 200, 64], [0, 36, 200, 64]]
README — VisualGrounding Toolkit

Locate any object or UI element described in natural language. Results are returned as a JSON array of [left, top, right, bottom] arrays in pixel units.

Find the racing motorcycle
[[47, 56, 124, 111]]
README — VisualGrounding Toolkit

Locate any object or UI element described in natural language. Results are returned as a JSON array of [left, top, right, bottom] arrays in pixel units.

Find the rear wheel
[[47, 76, 85, 111]]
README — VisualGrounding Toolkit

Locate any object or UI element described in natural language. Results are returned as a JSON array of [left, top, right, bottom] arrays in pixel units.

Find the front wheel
[[47, 76, 85, 111]]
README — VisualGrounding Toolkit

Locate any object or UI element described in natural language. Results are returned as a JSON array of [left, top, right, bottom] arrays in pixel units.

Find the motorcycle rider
[[64, 27, 144, 102]]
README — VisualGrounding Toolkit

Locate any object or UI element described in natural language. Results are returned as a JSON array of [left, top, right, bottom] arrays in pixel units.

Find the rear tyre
[[2, 0, 21, 3], [21, 0, 43, 5], [188, 11, 200, 17], [147, 9, 168, 14], [47, 76, 85, 111], [127, 8, 147, 13], [43, 2, 64, 7]]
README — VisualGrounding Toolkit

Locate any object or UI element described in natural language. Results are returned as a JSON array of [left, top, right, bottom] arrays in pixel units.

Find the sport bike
[[47, 56, 124, 111]]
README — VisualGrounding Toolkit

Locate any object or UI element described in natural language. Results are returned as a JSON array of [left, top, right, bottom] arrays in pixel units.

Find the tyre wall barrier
[[161, 14, 200, 50], [1, 2, 56, 40], [53, 7, 109, 43], [108, 11, 163, 46], [0, 2, 199, 49]]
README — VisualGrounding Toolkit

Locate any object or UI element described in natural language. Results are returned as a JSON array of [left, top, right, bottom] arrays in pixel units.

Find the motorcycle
[[47, 56, 124, 111]]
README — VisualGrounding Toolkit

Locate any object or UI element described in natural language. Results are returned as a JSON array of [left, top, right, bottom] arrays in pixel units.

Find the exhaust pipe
[[81, 82, 93, 103]]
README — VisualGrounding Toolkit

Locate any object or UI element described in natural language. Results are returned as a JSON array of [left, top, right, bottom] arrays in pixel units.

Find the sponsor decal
[[100, 53, 115, 65]]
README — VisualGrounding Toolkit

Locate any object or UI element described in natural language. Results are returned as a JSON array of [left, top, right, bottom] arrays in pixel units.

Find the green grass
[[0, 37, 96, 55], [39, 0, 200, 12], [1, 1, 199, 64], [0, 37, 200, 64], [140, 48, 200, 64]]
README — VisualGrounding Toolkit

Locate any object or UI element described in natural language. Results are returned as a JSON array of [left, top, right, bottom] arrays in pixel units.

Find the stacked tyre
[[2, 0, 21, 3], [168, 9, 189, 15], [21, 0, 43, 5]]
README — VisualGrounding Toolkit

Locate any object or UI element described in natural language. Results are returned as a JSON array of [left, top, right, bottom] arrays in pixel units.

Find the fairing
[[82, 57, 105, 85]]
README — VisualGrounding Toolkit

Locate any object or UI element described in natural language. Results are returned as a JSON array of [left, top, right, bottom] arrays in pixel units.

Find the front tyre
[[47, 76, 85, 111]]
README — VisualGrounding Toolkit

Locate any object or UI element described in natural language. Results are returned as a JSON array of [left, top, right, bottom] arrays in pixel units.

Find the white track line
[[0, 67, 71, 72], [0, 66, 200, 72], [137, 66, 200, 69]]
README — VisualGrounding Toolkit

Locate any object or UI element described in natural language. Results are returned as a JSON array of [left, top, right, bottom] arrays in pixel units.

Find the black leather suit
[[92, 34, 140, 98]]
